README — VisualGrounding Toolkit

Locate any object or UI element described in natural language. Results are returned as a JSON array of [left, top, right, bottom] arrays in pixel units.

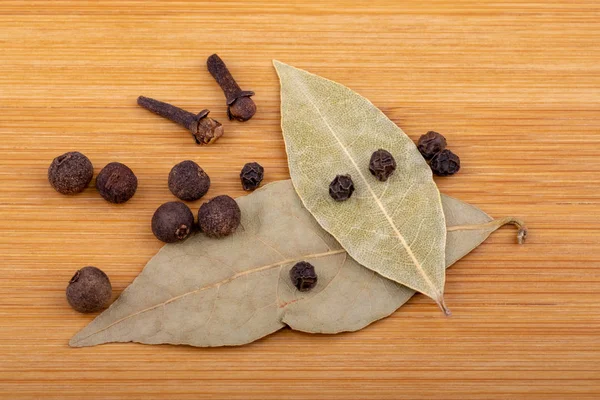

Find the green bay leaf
[[70, 181, 525, 348], [274, 61, 448, 311]]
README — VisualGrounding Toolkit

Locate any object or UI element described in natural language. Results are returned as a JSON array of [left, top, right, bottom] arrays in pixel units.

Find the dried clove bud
[[198, 195, 241, 238], [417, 131, 447, 160], [48, 151, 94, 194], [96, 162, 138, 204], [151, 201, 195, 243], [369, 149, 397, 181], [137, 96, 224, 145], [329, 174, 355, 201], [66, 266, 112, 313], [430, 149, 461, 176], [240, 162, 264, 191], [207, 54, 256, 122], [168, 160, 210, 201], [289, 261, 318, 292]]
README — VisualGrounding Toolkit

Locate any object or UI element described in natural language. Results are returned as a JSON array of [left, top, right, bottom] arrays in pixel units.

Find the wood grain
[[0, 1, 599, 399]]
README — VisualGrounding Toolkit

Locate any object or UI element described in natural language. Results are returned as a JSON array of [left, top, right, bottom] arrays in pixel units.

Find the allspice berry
[[417, 131, 447, 160], [151, 201, 195, 243], [48, 151, 94, 194], [369, 149, 397, 181], [289, 261, 318, 292], [329, 174, 354, 201], [168, 160, 210, 201], [430, 149, 461, 176], [96, 162, 138, 204], [66, 266, 112, 313], [240, 162, 264, 191], [198, 195, 241, 238]]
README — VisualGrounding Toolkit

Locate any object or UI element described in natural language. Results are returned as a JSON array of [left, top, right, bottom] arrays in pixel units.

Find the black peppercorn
[[96, 162, 138, 204], [66, 266, 112, 313], [48, 151, 94, 194], [329, 174, 354, 201], [289, 261, 318, 292], [198, 195, 241, 238], [430, 149, 461, 176], [168, 160, 210, 201], [369, 149, 397, 181], [417, 131, 447, 160], [152, 201, 195, 243], [240, 162, 264, 191]]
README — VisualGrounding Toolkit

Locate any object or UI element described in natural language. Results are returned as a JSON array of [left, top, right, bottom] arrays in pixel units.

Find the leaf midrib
[[70, 248, 346, 345], [290, 71, 440, 299]]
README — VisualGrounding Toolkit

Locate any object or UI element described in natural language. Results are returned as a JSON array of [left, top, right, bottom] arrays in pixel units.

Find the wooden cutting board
[[1, 1, 598, 399]]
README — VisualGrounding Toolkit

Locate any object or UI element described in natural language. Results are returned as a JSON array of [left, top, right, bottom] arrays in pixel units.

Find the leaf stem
[[447, 217, 528, 244], [496, 217, 528, 244], [437, 296, 452, 316]]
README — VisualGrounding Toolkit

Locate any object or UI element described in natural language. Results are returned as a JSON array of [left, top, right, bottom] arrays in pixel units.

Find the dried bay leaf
[[273, 61, 449, 312], [70, 180, 526, 348]]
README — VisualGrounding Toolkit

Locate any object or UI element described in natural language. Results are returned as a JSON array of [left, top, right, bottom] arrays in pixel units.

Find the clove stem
[[207, 54, 243, 101], [137, 96, 198, 132]]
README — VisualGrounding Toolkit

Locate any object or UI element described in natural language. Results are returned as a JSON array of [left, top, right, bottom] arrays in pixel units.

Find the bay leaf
[[273, 60, 448, 312], [70, 180, 526, 348]]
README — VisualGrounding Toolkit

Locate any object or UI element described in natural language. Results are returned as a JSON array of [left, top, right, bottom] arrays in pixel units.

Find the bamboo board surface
[[1, 1, 599, 399]]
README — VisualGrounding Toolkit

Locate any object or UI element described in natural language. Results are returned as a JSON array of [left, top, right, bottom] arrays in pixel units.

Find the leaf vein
[[71, 248, 347, 345], [294, 80, 439, 299]]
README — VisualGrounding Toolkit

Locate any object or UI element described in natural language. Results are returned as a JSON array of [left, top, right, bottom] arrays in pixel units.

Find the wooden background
[[1, 1, 599, 399]]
